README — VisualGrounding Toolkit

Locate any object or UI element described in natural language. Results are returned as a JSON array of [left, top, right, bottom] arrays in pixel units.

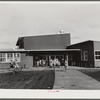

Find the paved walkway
[[53, 66, 100, 89]]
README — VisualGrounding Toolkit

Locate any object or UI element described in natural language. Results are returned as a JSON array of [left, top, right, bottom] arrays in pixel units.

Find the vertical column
[[13, 53, 15, 61], [34, 55, 36, 67], [48, 52, 51, 66], [45, 55, 48, 66], [5, 53, 7, 62], [48, 55, 51, 66], [66, 53, 69, 66], [33, 55, 34, 67]]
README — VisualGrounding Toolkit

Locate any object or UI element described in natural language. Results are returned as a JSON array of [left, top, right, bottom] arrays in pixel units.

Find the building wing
[[16, 33, 70, 50]]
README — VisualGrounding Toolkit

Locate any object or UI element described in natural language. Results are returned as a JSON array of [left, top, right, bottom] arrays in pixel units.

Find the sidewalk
[[53, 66, 100, 89]]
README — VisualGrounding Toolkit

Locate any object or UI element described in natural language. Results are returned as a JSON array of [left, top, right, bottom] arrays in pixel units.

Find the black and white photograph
[[0, 1, 100, 94]]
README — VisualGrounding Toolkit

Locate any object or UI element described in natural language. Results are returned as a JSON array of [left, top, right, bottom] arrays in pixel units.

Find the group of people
[[50, 58, 68, 70], [10, 59, 19, 70], [35, 58, 68, 70], [10, 58, 68, 71], [49, 58, 60, 67], [36, 59, 46, 67]]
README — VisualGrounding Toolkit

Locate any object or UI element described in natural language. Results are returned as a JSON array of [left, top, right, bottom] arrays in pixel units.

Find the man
[[62, 59, 64, 66]]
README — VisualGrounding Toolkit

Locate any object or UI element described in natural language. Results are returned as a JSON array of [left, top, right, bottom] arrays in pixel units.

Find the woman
[[64, 60, 68, 70]]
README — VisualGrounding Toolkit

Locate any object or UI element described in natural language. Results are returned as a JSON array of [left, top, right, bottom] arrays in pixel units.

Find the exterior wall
[[16, 37, 24, 49], [94, 41, 100, 67], [67, 41, 95, 67], [0, 62, 21, 69], [19, 53, 33, 68], [0, 63, 10, 69], [68, 51, 81, 66], [24, 34, 70, 50]]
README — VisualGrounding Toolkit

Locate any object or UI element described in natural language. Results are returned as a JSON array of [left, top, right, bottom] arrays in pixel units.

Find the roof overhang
[[0, 49, 81, 53], [24, 49, 81, 52]]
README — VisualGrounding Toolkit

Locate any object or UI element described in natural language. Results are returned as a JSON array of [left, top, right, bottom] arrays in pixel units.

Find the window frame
[[95, 50, 100, 61], [0, 53, 7, 63], [81, 51, 88, 61], [0, 53, 21, 63]]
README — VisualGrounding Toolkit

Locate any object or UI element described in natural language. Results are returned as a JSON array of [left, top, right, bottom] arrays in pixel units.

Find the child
[[14, 59, 19, 69], [10, 60, 14, 70]]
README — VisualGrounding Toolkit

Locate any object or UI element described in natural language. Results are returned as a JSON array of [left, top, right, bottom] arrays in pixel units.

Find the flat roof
[[0, 49, 81, 53], [18, 33, 70, 39], [25, 49, 81, 52], [68, 40, 93, 47]]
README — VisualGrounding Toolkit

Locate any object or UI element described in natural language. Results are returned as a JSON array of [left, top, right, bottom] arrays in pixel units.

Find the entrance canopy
[[0, 49, 81, 53]]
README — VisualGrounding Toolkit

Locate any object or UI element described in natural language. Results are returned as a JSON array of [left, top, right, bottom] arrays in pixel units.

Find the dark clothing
[[61, 59, 65, 66], [62, 62, 65, 66], [10, 62, 14, 68]]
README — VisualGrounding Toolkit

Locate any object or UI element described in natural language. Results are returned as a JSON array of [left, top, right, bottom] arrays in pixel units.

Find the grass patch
[[78, 69, 100, 82], [0, 70, 55, 89]]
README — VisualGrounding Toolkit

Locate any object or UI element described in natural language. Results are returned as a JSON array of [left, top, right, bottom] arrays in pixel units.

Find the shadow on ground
[[78, 68, 100, 82]]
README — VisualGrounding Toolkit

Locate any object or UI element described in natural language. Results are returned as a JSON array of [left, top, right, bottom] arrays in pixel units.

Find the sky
[[0, 2, 100, 49]]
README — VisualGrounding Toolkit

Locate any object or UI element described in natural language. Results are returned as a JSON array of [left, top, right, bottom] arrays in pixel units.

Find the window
[[81, 52, 84, 61], [14, 53, 20, 62], [7, 53, 13, 59], [7, 53, 13, 62], [95, 51, 100, 60], [0, 53, 21, 63], [81, 51, 88, 61], [84, 51, 88, 61], [0, 53, 6, 63]]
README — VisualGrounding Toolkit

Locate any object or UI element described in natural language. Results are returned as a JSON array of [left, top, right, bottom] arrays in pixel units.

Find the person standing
[[14, 59, 19, 69], [50, 59, 53, 67], [10, 60, 14, 70], [64, 59, 68, 70], [62, 59, 64, 66]]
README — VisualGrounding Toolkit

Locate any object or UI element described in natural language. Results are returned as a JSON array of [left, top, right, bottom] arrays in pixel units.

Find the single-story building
[[67, 40, 100, 68]]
